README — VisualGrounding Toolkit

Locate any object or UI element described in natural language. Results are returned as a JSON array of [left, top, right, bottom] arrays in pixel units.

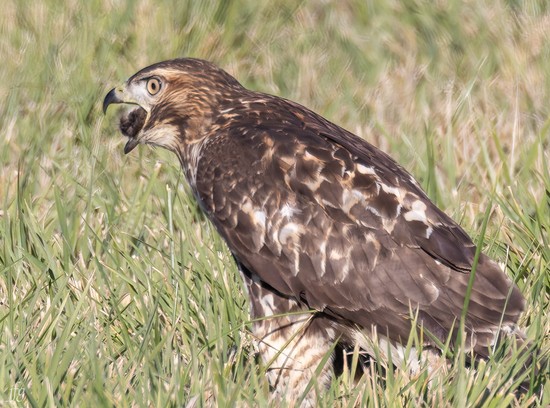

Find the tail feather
[[474, 329, 548, 397]]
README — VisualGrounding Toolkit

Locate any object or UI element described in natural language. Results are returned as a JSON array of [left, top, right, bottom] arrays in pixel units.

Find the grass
[[0, 0, 548, 406]]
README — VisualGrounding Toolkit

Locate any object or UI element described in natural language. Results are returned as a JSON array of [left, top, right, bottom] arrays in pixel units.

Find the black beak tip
[[124, 138, 139, 154], [103, 88, 119, 114]]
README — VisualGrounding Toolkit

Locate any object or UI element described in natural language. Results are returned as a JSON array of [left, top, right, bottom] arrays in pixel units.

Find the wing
[[194, 96, 525, 351]]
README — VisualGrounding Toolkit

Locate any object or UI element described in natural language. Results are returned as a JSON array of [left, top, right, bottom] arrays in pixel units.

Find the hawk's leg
[[237, 262, 336, 405]]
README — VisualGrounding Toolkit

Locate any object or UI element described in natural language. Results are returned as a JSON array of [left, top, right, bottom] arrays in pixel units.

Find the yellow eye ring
[[146, 78, 161, 95]]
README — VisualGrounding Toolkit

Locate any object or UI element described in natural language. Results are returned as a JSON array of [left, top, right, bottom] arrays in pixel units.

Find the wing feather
[[194, 96, 525, 348]]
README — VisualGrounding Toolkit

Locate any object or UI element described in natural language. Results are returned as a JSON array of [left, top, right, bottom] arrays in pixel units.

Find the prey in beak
[[103, 86, 149, 154], [103, 63, 214, 156], [118, 108, 147, 154]]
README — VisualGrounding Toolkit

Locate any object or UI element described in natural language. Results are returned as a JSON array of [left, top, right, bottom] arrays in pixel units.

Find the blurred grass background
[[0, 0, 548, 406]]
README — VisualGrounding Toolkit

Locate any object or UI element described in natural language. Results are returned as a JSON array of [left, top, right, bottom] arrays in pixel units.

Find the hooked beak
[[102, 87, 124, 114], [103, 86, 147, 154]]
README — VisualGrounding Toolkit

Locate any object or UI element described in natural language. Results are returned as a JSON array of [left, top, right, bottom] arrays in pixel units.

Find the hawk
[[103, 58, 533, 403]]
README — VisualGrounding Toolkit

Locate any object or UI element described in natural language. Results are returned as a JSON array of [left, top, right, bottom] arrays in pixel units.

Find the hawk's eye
[[146, 78, 161, 95]]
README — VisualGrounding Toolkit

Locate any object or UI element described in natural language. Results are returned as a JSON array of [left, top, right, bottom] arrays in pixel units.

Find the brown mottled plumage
[[103, 58, 531, 403]]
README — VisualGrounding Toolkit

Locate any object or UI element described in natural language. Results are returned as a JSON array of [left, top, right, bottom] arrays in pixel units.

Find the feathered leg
[[238, 262, 336, 406]]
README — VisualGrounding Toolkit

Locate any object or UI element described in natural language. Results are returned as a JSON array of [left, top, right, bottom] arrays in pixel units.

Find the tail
[[474, 329, 548, 398], [513, 337, 548, 396]]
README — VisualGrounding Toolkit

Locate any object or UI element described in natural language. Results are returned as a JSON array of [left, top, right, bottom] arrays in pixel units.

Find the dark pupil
[[150, 81, 156, 90]]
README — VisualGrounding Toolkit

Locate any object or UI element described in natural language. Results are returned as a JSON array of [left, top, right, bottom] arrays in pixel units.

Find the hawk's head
[[103, 58, 243, 154]]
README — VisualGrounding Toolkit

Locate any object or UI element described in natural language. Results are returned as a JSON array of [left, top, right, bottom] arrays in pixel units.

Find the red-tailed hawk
[[103, 58, 535, 403]]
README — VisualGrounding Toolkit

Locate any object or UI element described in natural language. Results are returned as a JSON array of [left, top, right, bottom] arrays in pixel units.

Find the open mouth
[[119, 107, 147, 154]]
